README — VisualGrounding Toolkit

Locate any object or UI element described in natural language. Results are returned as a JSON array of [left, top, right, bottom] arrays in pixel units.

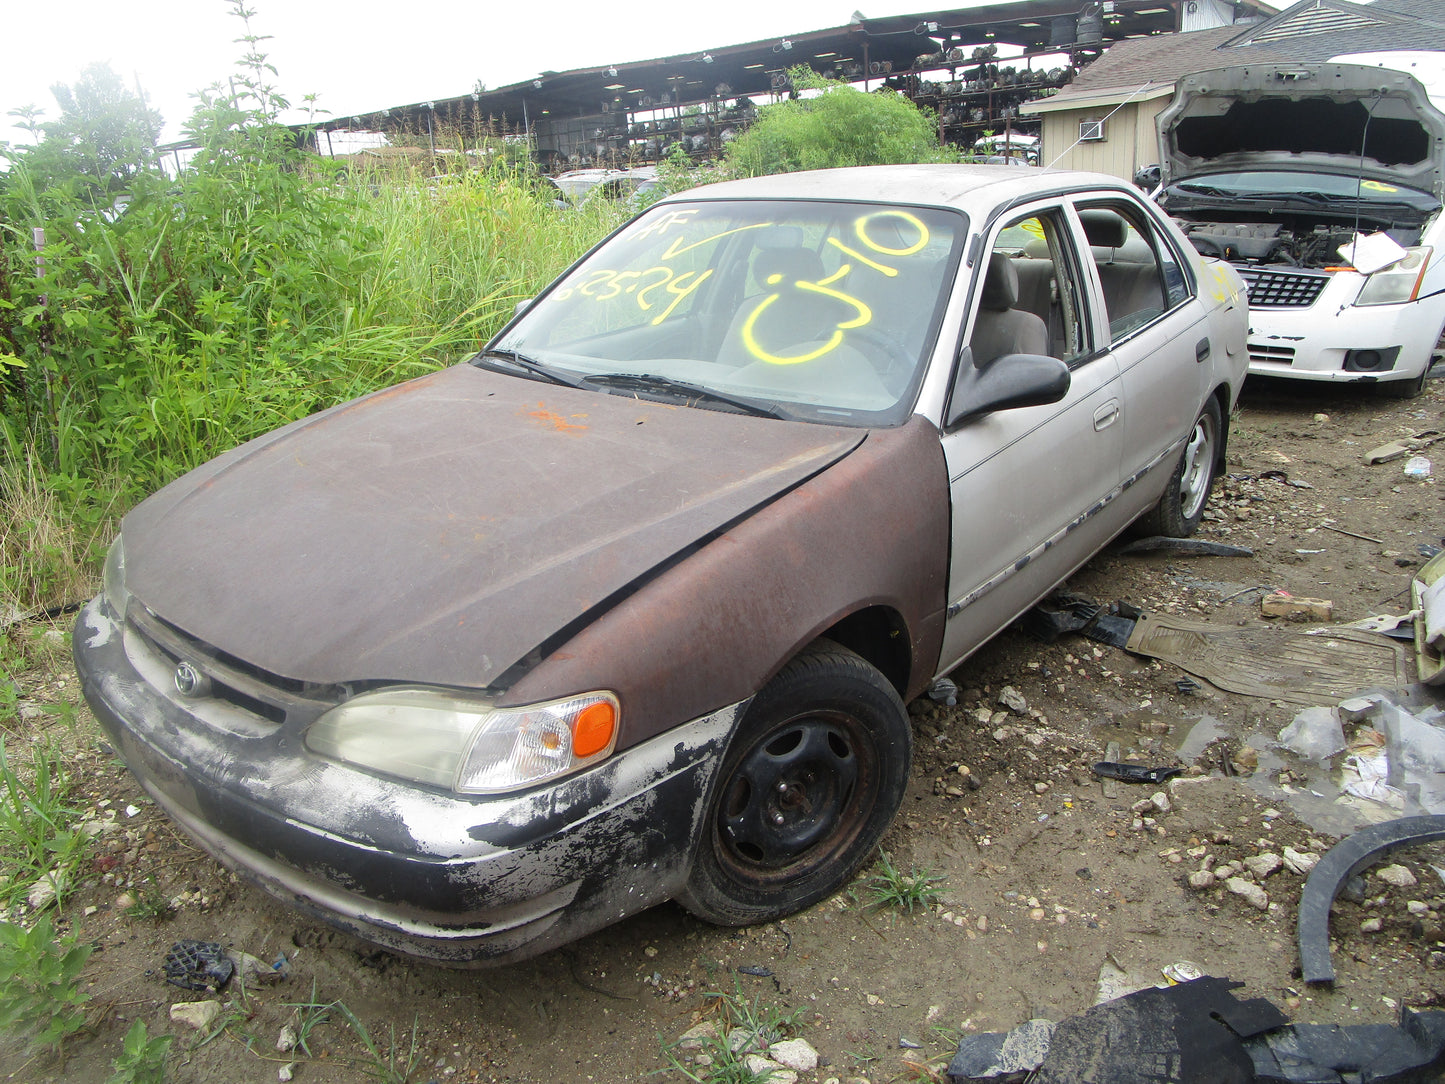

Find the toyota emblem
[[173, 661, 210, 699]]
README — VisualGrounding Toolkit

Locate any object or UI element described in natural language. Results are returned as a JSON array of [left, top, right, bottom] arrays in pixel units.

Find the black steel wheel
[[678, 640, 911, 925], [1136, 396, 1222, 539]]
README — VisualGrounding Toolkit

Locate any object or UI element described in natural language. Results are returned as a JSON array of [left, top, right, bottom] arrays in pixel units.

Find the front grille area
[[125, 606, 335, 731], [1248, 343, 1296, 366], [1238, 268, 1330, 308]]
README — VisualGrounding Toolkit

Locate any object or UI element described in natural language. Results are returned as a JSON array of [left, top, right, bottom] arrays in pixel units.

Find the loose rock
[[770, 1038, 819, 1072], [1282, 847, 1319, 876], [170, 1000, 222, 1031], [1361, 917, 1383, 933], [1375, 864, 1417, 887], [1226, 877, 1269, 911], [998, 686, 1028, 716], [1243, 853, 1282, 879], [1188, 870, 1216, 890], [743, 1054, 797, 1083]]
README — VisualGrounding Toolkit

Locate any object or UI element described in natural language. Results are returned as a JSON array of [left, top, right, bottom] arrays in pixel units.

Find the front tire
[[1137, 397, 1222, 538], [678, 640, 911, 926]]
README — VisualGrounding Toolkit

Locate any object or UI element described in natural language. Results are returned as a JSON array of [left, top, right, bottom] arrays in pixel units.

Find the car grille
[[1248, 343, 1296, 365], [125, 606, 336, 732], [1238, 268, 1330, 308]]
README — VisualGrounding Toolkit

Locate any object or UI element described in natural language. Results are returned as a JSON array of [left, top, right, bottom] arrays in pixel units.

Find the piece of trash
[[948, 976, 1289, 1083], [928, 677, 959, 706], [1175, 678, 1200, 694], [1364, 430, 1442, 465], [1339, 230, 1408, 274], [900, 1036, 924, 1049], [1117, 536, 1254, 558], [1404, 456, 1433, 480], [226, 948, 285, 985], [1126, 614, 1407, 705], [1417, 549, 1445, 685], [125, 804, 140, 818], [1298, 815, 1445, 985], [163, 941, 234, 992], [1261, 591, 1334, 623], [1342, 614, 1415, 642], [1277, 705, 1346, 762], [271, 951, 292, 978], [1092, 762, 1181, 785], [737, 965, 774, 978], [1021, 592, 1138, 648], [1161, 961, 1203, 985]]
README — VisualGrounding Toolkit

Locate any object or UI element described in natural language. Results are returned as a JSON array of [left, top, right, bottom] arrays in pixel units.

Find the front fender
[[500, 414, 951, 748]]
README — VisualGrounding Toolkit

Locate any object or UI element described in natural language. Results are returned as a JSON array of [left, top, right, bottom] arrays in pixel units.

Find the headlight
[[305, 687, 619, 794], [1354, 246, 1432, 306], [102, 536, 129, 616]]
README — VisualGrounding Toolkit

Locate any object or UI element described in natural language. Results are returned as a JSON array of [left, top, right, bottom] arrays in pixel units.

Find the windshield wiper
[[474, 349, 589, 389], [582, 373, 792, 420]]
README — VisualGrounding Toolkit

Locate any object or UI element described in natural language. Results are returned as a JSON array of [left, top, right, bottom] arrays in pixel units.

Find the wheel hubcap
[[719, 715, 862, 872], [1178, 414, 1216, 521]]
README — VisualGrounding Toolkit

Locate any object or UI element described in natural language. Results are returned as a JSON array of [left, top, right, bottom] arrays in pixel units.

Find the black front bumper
[[73, 595, 737, 964]]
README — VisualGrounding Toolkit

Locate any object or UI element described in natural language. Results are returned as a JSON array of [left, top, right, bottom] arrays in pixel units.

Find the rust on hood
[[503, 414, 951, 746], [121, 364, 863, 688]]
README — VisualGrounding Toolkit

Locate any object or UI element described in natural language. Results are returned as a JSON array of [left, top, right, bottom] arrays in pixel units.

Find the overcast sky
[[3, 0, 948, 149]]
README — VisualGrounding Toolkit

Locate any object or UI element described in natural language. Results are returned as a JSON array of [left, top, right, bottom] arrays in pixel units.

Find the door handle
[[1196, 338, 1211, 363], [1093, 399, 1120, 431]]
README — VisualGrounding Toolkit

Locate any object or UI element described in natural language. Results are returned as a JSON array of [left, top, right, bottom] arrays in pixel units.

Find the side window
[[968, 209, 1093, 368], [1075, 203, 1189, 343]]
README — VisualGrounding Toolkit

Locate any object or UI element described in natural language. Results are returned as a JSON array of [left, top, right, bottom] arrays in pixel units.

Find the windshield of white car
[[485, 199, 965, 426], [1162, 171, 1439, 214]]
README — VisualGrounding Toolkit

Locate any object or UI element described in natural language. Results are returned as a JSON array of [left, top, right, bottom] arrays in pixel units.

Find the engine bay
[[1173, 217, 1425, 269]]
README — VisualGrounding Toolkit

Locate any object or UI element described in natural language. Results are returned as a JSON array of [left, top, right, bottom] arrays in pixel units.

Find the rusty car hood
[[121, 364, 864, 688]]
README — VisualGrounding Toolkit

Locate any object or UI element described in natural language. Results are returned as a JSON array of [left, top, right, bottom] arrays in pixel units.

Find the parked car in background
[[76, 164, 1248, 965], [552, 166, 660, 206], [1156, 55, 1445, 397]]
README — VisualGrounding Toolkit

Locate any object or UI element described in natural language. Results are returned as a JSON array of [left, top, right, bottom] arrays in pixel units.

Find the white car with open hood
[[1156, 54, 1445, 397]]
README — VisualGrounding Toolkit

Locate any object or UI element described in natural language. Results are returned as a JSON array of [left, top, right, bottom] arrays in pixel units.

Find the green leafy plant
[[107, 1019, 172, 1084], [724, 67, 951, 177], [0, 737, 88, 909], [859, 851, 945, 914], [0, 915, 92, 1050], [282, 979, 338, 1056]]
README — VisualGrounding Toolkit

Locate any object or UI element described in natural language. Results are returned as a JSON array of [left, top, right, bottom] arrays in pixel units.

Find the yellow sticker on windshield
[[1360, 180, 1398, 193]]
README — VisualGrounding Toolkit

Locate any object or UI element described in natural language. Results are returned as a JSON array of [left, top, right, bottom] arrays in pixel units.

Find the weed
[[859, 851, 945, 915], [282, 979, 338, 1056], [0, 915, 91, 1051], [336, 1003, 422, 1084], [122, 885, 173, 922], [0, 737, 88, 910], [658, 980, 803, 1083], [107, 1019, 172, 1084]]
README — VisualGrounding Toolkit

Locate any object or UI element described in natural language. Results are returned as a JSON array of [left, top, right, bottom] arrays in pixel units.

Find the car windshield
[[487, 198, 965, 426], [1162, 170, 1439, 212]]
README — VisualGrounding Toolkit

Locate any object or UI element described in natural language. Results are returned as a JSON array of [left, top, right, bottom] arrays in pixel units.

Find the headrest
[[980, 252, 1019, 311], [1079, 209, 1128, 249]]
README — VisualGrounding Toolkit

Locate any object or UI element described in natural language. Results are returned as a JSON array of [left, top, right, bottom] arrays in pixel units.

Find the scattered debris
[[1021, 593, 1139, 649], [1118, 536, 1254, 558], [1404, 456, 1433, 480], [1261, 592, 1334, 623], [1318, 523, 1385, 544], [1124, 614, 1407, 704], [1415, 549, 1445, 685], [1363, 430, 1441, 465], [1092, 762, 1181, 785], [1277, 706, 1346, 761], [948, 976, 1445, 1084], [163, 941, 234, 992]]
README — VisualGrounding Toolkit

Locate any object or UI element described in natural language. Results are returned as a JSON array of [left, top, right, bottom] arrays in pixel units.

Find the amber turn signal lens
[[572, 700, 617, 758]]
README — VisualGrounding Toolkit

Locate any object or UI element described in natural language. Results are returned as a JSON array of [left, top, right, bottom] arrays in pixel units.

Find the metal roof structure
[[300, 1, 1276, 167]]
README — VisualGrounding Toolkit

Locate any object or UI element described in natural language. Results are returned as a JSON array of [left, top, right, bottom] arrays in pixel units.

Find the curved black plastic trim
[[1298, 815, 1445, 985]]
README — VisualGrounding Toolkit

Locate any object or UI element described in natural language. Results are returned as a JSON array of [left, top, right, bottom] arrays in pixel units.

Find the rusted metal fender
[[1299, 815, 1445, 985], [501, 414, 951, 747]]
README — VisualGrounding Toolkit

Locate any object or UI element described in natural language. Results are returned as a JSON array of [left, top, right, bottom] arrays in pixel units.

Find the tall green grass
[[0, 150, 624, 612]]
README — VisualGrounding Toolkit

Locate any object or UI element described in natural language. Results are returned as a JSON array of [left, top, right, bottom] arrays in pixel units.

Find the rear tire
[[678, 640, 911, 926], [1136, 397, 1222, 538]]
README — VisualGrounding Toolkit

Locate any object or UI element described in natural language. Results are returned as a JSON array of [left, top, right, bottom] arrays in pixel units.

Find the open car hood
[[1157, 62, 1445, 201], [121, 364, 863, 688]]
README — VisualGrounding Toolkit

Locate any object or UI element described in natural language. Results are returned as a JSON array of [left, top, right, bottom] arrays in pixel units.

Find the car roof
[[658, 164, 1134, 211]]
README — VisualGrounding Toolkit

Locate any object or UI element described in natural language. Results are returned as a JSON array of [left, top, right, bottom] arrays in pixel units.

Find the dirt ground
[[5, 370, 1445, 1084]]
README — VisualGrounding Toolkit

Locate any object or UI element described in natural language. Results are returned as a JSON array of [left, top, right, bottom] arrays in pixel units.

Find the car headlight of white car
[[306, 687, 619, 794], [103, 535, 129, 616], [1354, 246, 1433, 306]]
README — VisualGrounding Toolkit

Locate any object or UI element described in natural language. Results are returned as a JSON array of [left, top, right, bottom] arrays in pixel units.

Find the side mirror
[[946, 351, 1071, 427]]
